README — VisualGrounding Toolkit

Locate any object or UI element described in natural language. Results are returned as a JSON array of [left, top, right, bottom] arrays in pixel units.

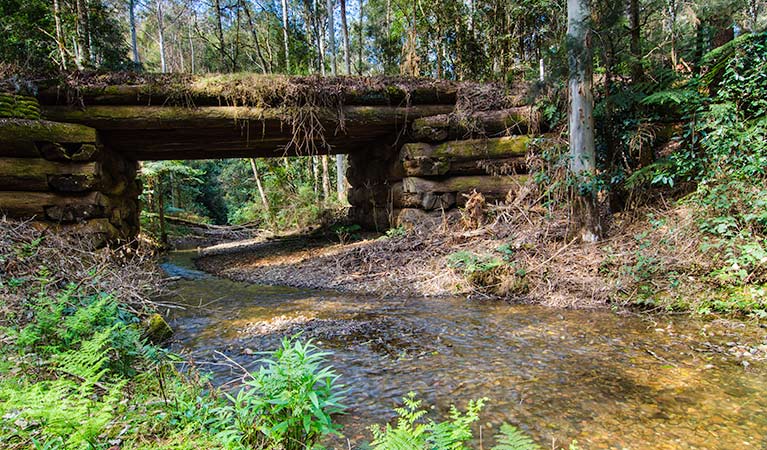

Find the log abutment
[[0, 118, 140, 246]]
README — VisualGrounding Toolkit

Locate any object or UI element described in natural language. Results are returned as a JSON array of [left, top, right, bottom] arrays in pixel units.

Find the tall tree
[[214, 0, 227, 70], [53, 0, 67, 70], [357, 0, 364, 74], [129, 0, 140, 68], [281, 0, 290, 72], [567, 0, 601, 241], [157, 0, 167, 72], [327, 0, 337, 75], [340, 0, 351, 74], [249, 158, 270, 211], [74, 0, 91, 68]]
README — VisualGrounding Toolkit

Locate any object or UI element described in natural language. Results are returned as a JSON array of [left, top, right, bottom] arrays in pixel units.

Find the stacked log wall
[[0, 119, 139, 245], [346, 108, 543, 229]]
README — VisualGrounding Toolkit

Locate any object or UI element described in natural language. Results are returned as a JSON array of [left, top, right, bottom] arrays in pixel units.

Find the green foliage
[[490, 424, 540, 450], [369, 392, 486, 450], [333, 223, 362, 244], [385, 226, 408, 239], [223, 336, 346, 450], [447, 251, 505, 275], [0, 329, 126, 449]]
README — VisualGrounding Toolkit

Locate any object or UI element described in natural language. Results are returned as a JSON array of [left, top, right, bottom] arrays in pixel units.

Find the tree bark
[[53, 0, 68, 70], [336, 155, 346, 200], [357, 0, 364, 74], [214, 0, 227, 71], [129, 0, 140, 69], [242, 0, 271, 73], [281, 0, 290, 72], [249, 158, 270, 211], [321, 155, 331, 201], [188, 17, 196, 73], [157, 176, 167, 245], [74, 0, 91, 69], [312, 155, 319, 197], [567, 0, 601, 242], [327, 0, 337, 75], [340, 0, 351, 75], [157, 0, 167, 73]]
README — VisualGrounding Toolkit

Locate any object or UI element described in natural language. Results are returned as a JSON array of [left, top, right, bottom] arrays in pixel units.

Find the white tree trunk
[[157, 0, 167, 73], [129, 0, 140, 68], [249, 158, 270, 211], [327, 0, 337, 75], [53, 0, 68, 70], [336, 155, 346, 201], [321, 155, 331, 201], [340, 0, 351, 74], [567, 0, 601, 242], [281, 0, 290, 72]]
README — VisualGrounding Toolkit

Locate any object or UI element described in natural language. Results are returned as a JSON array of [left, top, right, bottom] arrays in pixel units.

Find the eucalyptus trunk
[[129, 0, 140, 68], [53, 0, 67, 70], [357, 0, 364, 74], [157, 0, 167, 73], [321, 155, 331, 201], [327, 0, 337, 75], [74, 0, 91, 69], [214, 0, 227, 71], [567, 0, 601, 242], [340, 0, 351, 74], [249, 158, 271, 211], [281, 0, 290, 72]]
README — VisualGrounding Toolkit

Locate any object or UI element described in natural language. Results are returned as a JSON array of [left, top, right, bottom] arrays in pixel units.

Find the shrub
[[223, 336, 346, 450]]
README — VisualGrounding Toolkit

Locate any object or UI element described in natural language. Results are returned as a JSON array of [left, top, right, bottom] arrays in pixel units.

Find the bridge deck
[[36, 74, 484, 160]]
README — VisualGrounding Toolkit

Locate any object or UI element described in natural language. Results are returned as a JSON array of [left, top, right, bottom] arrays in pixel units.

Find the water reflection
[[161, 250, 767, 449]]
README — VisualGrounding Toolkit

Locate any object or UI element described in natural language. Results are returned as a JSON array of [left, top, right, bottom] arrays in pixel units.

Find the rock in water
[[143, 313, 174, 343]]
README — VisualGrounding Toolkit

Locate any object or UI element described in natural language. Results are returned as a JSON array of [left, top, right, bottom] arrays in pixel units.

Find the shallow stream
[[161, 250, 767, 449]]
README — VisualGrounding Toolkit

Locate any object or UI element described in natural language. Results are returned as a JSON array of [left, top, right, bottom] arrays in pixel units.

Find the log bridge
[[0, 75, 544, 244]]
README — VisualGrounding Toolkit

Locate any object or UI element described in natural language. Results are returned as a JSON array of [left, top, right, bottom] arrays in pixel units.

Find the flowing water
[[161, 250, 767, 449]]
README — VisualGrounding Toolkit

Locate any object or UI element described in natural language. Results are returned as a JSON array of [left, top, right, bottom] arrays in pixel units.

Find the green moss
[[143, 313, 173, 343], [432, 136, 532, 159], [0, 119, 97, 143]]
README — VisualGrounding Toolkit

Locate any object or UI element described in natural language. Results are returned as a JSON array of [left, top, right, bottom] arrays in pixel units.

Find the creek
[[160, 250, 767, 449]]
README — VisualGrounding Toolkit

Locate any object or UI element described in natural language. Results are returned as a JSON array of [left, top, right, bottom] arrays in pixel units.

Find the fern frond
[[52, 326, 114, 384], [491, 423, 540, 450]]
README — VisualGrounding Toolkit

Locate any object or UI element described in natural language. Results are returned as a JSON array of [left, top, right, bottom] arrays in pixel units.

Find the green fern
[[370, 393, 486, 450], [0, 329, 125, 448], [491, 423, 540, 450]]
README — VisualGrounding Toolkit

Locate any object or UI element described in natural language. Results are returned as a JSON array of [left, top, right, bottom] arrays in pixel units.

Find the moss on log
[[0, 119, 97, 144], [143, 313, 174, 343], [0, 158, 99, 192], [37, 74, 461, 107], [402, 175, 529, 197], [401, 136, 532, 163], [411, 107, 540, 142]]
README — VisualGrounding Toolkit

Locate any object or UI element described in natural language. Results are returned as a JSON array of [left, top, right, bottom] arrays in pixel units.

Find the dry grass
[[0, 217, 165, 327]]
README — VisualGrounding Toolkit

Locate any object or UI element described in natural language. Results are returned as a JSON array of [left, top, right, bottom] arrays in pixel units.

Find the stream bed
[[161, 250, 767, 449]]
